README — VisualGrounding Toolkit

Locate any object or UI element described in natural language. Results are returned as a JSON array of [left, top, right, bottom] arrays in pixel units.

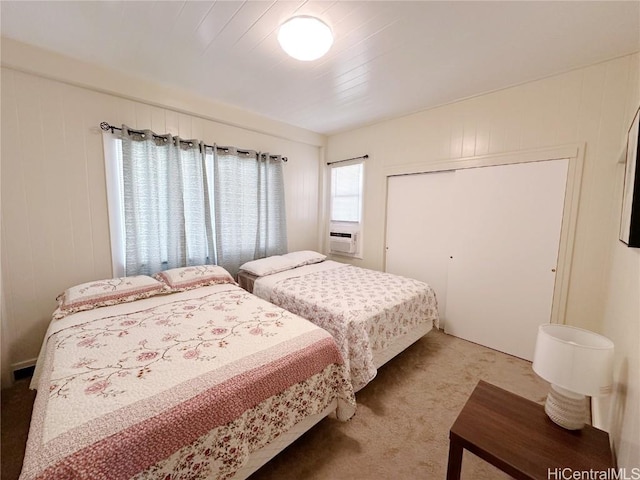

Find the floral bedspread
[[21, 284, 355, 480], [260, 262, 439, 391]]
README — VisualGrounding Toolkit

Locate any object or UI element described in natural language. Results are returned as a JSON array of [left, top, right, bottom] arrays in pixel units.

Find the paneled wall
[[1, 61, 324, 376], [327, 52, 640, 466], [327, 54, 638, 334], [600, 62, 640, 470]]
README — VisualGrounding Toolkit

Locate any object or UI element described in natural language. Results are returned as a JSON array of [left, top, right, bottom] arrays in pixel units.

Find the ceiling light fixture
[[277, 16, 333, 61]]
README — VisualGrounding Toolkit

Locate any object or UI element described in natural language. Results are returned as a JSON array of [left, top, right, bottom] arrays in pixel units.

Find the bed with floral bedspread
[[20, 273, 355, 480], [238, 256, 439, 392]]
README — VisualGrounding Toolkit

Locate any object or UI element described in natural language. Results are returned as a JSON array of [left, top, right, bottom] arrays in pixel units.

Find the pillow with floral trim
[[238, 256, 298, 277], [154, 265, 236, 292], [282, 250, 327, 267], [53, 275, 168, 320]]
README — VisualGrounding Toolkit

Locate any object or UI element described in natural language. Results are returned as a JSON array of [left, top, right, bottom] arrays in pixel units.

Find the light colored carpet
[[250, 329, 549, 479], [1, 329, 549, 479]]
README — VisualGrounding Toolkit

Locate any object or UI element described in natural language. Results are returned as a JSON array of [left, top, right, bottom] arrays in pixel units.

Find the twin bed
[[237, 252, 439, 391], [21, 255, 439, 479]]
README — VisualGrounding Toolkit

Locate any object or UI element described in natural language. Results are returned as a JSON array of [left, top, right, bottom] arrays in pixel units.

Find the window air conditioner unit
[[329, 231, 356, 254]]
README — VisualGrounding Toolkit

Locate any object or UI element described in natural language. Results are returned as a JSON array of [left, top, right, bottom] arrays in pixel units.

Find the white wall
[[600, 62, 640, 469], [602, 221, 640, 470], [0, 39, 326, 381], [327, 52, 640, 466], [327, 54, 638, 333], [1, 185, 10, 388]]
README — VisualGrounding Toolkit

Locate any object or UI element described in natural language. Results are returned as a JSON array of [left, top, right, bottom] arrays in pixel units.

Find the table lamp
[[532, 324, 614, 430]]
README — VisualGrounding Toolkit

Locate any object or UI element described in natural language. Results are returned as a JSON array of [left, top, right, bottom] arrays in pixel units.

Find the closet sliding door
[[385, 158, 569, 361], [386, 171, 455, 322], [445, 159, 568, 361]]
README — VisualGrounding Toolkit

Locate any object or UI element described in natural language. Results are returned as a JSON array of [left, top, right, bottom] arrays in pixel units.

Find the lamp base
[[544, 385, 587, 430]]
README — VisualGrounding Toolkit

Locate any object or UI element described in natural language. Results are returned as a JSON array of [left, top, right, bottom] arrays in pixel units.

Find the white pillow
[[283, 250, 326, 267], [239, 256, 298, 277]]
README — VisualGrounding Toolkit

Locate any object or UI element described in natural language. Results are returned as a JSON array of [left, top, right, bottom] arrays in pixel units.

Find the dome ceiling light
[[277, 16, 333, 61]]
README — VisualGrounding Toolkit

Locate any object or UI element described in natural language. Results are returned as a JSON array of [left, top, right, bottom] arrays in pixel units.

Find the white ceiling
[[1, 1, 639, 135]]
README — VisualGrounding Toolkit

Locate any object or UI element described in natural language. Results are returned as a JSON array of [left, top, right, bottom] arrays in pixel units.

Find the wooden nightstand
[[447, 380, 614, 480]]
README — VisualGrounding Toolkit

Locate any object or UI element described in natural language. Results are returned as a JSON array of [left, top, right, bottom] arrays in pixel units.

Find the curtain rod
[[326, 154, 368, 166], [100, 122, 287, 162]]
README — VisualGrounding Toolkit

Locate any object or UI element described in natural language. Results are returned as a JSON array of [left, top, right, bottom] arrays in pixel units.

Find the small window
[[330, 162, 363, 223], [328, 161, 364, 258]]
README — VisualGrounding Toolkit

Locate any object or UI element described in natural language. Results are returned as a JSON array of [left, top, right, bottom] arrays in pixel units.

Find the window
[[328, 161, 364, 258], [103, 128, 287, 278], [330, 162, 363, 223]]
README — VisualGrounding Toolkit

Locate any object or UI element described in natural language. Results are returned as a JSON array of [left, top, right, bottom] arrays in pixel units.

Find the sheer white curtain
[[212, 148, 287, 276], [107, 127, 287, 277], [121, 127, 213, 275]]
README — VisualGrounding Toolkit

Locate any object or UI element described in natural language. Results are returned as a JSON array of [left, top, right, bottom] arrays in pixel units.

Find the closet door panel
[[444, 159, 569, 360], [385, 171, 455, 324]]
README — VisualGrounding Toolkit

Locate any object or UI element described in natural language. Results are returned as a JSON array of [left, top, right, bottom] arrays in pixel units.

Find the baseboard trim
[[12, 358, 37, 381]]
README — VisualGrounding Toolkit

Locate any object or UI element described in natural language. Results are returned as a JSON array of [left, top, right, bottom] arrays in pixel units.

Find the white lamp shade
[[532, 324, 614, 397], [278, 16, 333, 61]]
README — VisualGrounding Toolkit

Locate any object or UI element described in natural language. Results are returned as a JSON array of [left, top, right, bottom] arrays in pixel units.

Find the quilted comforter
[[21, 284, 355, 480], [250, 261, 439, 391]]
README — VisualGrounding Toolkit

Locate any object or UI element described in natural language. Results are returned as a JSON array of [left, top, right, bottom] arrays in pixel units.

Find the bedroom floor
[[1, 329, 548, 480]]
